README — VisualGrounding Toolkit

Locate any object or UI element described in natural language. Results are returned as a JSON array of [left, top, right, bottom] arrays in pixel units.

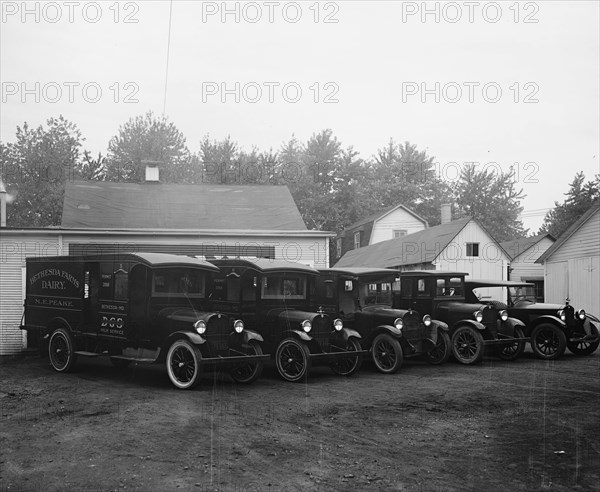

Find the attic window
[[466, 242, 480, 257], [393, 230, 407, 239]]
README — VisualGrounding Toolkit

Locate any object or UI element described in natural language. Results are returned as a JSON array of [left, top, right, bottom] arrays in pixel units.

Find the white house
[[536, 203, 600, 314], [333, 204, 428, 262], [335, 216, 510, 282], [500, 234, 555, 301]]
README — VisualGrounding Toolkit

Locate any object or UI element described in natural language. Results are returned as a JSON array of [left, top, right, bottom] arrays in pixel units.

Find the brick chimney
[[441, 203, 452, 224], [142, 160, 161, 182]]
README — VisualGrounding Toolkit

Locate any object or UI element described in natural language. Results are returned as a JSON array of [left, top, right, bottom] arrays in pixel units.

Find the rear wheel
[[451, 326, 484, 365], [230, 340, 264, 384], [275, 339, 311, 383], [498, 326, 526, 361], [530, 323, 566, 360], [567, 338, 600, 356], [330, 337, 363, 377], [48, 328, 77, 373], [426, 330, 451, 365], [166, 340, 202, 389], [371, 334, 403, 374]]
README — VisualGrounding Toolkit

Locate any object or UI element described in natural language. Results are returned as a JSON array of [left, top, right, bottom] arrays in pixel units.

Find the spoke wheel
[[567, 338, 600, 356], [166, 340, 202, 390], [498, 326, 526, 361], [230, 340, 264, 384], [275, 339, 311, 383], [426, 330, 451, 365], [371, 334, 403, 374], [451, 326, 484, 365], [330, 338, 363, 377], [530, 323, 566, 360], [48, 328, 77, 373]]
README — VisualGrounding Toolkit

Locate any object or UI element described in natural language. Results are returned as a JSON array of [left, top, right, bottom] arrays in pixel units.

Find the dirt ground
[[1, 347, 599, 492]]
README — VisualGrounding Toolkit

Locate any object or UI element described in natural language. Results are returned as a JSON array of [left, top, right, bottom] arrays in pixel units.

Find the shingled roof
[[500, 234, 555, 260], [61, 181, 307, 230], [335, 217, 473, 268]]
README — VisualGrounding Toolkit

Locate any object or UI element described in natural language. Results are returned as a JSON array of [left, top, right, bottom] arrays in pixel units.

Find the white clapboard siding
[[370, 209, 427, 244], [549, 209, 599, 263], [510, 236, 555, 281], [0, 235, 64, 355], [434, 220, 508, 281]]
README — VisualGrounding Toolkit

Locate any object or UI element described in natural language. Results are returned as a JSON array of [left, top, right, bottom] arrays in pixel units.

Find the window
[[393, 230, 407, 239], [435, 277, 464, 297], [336, 238, 342, 258], [114, 270, 128, 300], [466, 242, 480, 257], [152, 268, 205, 297], [261, 275, 307, 299], [354, 232, 361, 249]]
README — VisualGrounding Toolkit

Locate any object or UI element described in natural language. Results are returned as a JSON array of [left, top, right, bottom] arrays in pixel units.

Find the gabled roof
[[335, 217, 472, 268], [340, 203, 428, 233], [61, 181, 307, 230], [536, 202, 600, 263], [500, 234, 555, 261]]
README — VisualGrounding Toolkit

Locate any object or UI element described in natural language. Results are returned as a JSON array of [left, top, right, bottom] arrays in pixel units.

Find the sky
[[1, 0, 599, 233]]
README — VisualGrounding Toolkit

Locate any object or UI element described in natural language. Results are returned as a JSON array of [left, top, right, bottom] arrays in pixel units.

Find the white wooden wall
[[370, 209, 427, 244], [510, 236, 554, 281]]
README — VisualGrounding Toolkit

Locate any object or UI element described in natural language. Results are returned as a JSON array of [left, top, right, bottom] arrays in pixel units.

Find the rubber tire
[[371, 334, 403, 374], [166, 340, 202, 390], [497, 326, 526, 361], [48, 328, 77, 373], [530, 323, 567, 360], [275, 339, 311, 383], [451, 326, 485, 365], [426, 330, 452, 365], [567, 338, 600, 356], [230, 340, 264, 384], [330, 337, 363, 377]]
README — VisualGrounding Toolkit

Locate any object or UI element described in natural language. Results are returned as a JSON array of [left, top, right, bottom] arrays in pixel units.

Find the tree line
[[1, 112, 597, 242]]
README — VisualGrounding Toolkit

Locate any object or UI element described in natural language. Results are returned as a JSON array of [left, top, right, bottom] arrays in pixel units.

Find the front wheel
[[530, 323, 566, 360], [330, 337, 363, 377], [230, 340, 264, 384], [451, 326, 484, 365], [48, 328, 77, 372], [426, 330, 451, 365], [275, 339, 311, 383], [166, 340, 202, 389], [497, 326, 526, 361], [371, 334, 403, 374], [567, 338, 600, 356]]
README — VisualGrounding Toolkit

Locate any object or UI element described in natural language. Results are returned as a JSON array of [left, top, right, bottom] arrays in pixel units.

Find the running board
[[74, 351, 101, 357]]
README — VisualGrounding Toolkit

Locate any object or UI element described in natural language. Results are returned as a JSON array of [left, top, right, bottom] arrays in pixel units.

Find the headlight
[[301, 320, 312, 333], [194, 320, 207, 335], [557, 309, 566, 322], [500, 310, 508, 322], [422, 315, 432, 327], [577, 310, 586, 321], [474, 311, 483, 323], [333, 318, 343, 331], [233, 319, 244, 333], [394, 318, 403, 330]]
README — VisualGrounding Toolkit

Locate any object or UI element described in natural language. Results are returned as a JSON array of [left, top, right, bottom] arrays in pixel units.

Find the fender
[[46, 317, 74, 334], [431, 320, 449, 332], [582, 319, 600, 337], [339, 327, 362, 341], [156, 331, 207, 362], [452, 319, 485, 332], [227, 330, 264, 347], [530, 315, 565, 330], [281, 329, 312, 342], [504, 317, 526, 330]]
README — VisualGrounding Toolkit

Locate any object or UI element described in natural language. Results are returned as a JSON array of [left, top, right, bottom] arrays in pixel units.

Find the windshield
[[361, 280, 393, 306], [152, 268, 206, 298], [508, 285, 537, 303], [435, 277, 464, 297], [261, 274, 307, 300]]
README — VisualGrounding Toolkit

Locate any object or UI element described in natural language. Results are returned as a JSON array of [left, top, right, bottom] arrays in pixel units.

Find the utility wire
[[163, 0, 174, 116]]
